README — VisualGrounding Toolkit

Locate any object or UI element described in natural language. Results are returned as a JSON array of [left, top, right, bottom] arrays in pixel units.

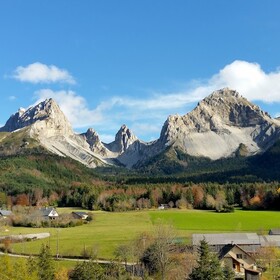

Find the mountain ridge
[[1, 88, 280, 170]]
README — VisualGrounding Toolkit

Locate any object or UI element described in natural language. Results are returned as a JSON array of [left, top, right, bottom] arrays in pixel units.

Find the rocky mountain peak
[[81, 128, 109, 157], [0, 98, 73, 137], [84, 128, 101, 145], [105, 124, 138, 153], [183, 88, 270, 131], [159, 88, 279, 160], [198, 88, 262, 114], [116, 124, 137, 143]]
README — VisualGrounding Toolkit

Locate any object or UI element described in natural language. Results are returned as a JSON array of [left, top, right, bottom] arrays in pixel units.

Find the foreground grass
[[3, 208, 280, 259]]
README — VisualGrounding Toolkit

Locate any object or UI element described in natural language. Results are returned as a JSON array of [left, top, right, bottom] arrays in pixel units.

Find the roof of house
[[40, 208, 57, 216], [72, 212, 88, 216], [269, 229, 280, 235], [218, 244, 235, 259], [0, 210, 12, 216], [218, 243, 254, 260], [192, 233, 260, 246], [260, 235, 280, 246], [245, 268, 261, 275]]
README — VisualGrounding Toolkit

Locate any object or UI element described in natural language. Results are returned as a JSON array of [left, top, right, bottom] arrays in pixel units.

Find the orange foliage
[[15, 194, 29, 206], [192, 186, 204, 208], [249, 195, 262, 207]]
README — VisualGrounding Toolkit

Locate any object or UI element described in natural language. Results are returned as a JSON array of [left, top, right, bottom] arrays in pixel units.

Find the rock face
[[104, 125, 138, 153], [159, 88, 280, 159], [82, 128, 108, 157], [1, 88, 280, 168], [0, 99, 73, 137]]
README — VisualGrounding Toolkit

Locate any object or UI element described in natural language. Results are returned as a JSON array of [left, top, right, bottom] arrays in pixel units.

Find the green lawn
[[149, 209, 279, 232], [3, 208, 280, 259]]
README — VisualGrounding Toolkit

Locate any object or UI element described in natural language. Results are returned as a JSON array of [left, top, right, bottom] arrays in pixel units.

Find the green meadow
[[3, 208, 280, 259]]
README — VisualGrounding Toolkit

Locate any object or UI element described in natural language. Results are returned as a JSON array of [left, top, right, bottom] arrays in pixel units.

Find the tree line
[[1, 181, 280, 212]]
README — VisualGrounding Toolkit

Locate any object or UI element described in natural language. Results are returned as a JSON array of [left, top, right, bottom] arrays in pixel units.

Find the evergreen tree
[[222, 264, 235, 280], [69, 260, 104, 280], [13, 258, 38, 280], [189, 239, 224, 280], [37, 244, 55, 280]]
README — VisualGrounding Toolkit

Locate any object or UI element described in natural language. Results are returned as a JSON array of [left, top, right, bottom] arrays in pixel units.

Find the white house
[[40, 207, 59, 220]]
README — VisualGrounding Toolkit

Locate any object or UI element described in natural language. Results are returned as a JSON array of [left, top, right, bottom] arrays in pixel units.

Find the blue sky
[[1, 1, 280, 142]]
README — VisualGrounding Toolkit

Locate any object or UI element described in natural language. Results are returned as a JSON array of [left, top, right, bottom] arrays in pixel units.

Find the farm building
[[260, 235, 280, 247], [0, 210, 13, 218], [40, 207, 59, 220], [268, 228, 280, 235], [192, 233, 261, 253], [72, 212, 89, 220], [158, 204, 170, 210]]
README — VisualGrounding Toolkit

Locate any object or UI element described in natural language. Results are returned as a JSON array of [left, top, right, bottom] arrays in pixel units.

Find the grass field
[[3, 208, 280, 259]]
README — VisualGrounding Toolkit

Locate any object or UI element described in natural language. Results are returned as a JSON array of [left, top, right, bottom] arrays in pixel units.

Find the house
[[158, 204, 170, 210], [72, 211, 89, 220], [219, 244, 261, 279], [40, 207, 59, 220], [0, 210, 13, 219], [192, 233, 261, 253], [268, 228, 280, 235]]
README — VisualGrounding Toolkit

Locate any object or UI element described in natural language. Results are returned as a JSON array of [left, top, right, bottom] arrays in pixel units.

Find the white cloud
[[209, 60, 280, 103], [13, 62, 75, 84]]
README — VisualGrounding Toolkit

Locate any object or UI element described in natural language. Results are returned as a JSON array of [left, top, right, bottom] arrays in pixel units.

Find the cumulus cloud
[[13, 62, 75, 84], [209, 60, 280, 103]]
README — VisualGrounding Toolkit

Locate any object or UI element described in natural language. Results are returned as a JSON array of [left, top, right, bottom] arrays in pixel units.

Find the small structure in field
[[0, 210, 13, 219], [72, 211, 89, 220], [40, 207, 59, 220], [158, 204, 170, 210]]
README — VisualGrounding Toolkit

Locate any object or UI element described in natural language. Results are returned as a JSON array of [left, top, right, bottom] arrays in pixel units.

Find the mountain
[[0, 98, 73, 136], [158, 88, 280, 160], [1, 88, 280, 173], [0, 99, 105, 167]]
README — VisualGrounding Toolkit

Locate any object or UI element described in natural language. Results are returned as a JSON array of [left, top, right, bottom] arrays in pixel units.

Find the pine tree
[[189, 239, 224, 280], [37, 244, 55, 280], [69, 260, 104, 280], [222, 264, 235, 280]]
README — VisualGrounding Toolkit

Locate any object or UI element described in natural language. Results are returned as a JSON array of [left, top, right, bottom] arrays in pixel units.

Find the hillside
[[0, 152, 105, 196]]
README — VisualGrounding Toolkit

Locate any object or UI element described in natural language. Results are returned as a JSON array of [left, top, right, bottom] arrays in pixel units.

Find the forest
[[0, 153, 279, 212]]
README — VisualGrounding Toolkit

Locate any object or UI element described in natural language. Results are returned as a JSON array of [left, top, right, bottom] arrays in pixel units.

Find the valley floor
[[2, 208, 280, 259]]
